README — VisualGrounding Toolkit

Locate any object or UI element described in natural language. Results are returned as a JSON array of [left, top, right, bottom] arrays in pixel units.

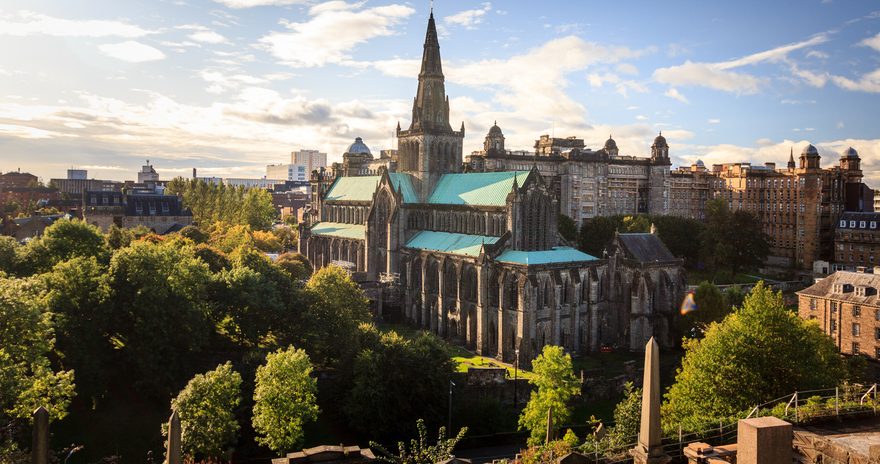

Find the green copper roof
[[324, 173, 417, 203], [325, 176, 379, 202], [310, 222, 366, 240], [405, 231, 499, 257], [428, 171, 531, 206], [496, 247, 597, 265], [389, 173, 418, 204]]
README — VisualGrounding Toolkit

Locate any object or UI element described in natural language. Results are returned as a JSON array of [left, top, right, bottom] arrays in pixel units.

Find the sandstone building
[[83, 190, 192, 234], [797, 269, 880, 359], [299, 13, 686, 365], [832, 212, 880, 271]]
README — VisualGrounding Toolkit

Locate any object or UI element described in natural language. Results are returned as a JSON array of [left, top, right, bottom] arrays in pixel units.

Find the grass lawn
[[377, 322, 535, 379]]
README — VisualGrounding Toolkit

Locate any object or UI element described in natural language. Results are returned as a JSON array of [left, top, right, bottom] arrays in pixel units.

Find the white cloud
[[189, 30, 227, 44], [665, 88, 689, 104], [635, 115, 648, 121], [444, 3, 492, 29], [259, 2, 415, 67], [212, 0, 308, 8], [0, 10, 155, 38], [861, 32, 880, 52], [0, 124, 72, 139], [653, 34, 829, 94], [707, 118, 720, 124], [831, 68, 880, 93], [99, 41, 166, 63], [616, 63, 639, 75]]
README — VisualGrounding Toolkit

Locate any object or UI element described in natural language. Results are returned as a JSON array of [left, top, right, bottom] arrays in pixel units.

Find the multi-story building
[[137, 161, 160, 184], [797, 269, 880, 358], [267, 163, 309, 182], [49, 178, 123, 197], [300, 12, 687, 365], [833, 212, 880, 270], [699, 146, 865, 269], [0, 171, 38, 189], [66, 169, 87, 180], [292, 149, 327, 174], [83, 190, 192, 234], [468, 128, 671, 223], [0, 187, 60, 207], [224, 178, 285, 189]]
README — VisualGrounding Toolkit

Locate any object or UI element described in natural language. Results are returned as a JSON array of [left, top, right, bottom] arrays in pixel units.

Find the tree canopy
[[302, 265, 371, 366], [252, 346, 320, 453], [519, 345, 580, 445], [168, 362, 242, 459], [663, 282, 848, 431], [166, 178, 276, 230]]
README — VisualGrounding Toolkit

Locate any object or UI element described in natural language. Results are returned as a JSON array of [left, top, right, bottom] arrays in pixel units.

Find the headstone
[[545, 405, 554, 444], [32, 406, 48, 464], [166, 411, 182, 464], [630, 337, 670, 464], [737, 417, 792, 464]]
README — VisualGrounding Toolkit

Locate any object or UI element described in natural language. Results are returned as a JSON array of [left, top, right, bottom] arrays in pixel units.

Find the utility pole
[[514, 348, 520, 409], [448, 379, 455, 432]]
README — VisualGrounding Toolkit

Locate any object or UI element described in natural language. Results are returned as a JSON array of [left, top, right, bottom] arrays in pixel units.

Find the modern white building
[[267, 163, 309, 182], [292, 149, 327, 174], [224, 178, 284, 189], [67, 169, 87, 180], [137, 161, 160, 183]]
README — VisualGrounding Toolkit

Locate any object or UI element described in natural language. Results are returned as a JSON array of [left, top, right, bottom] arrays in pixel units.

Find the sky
[[1, 0, 880, 185]]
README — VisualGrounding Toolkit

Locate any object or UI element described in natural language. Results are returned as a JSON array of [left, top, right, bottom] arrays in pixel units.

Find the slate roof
[[405, 230, 499, 257], [323, 173, 417, 203], [310, 222, 366, 240], [125, 194, 190, 217], [797, 271, 880, 305], [616, 233, 676, 263], [496, 247, 597, 265], [427, 171, 531, 206]]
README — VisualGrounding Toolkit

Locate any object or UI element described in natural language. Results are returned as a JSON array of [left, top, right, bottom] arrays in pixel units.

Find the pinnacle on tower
[[409, 11, 452, 132]]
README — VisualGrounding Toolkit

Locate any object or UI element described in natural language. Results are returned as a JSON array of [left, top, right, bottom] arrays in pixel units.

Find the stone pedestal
[[630, 446, 671, 464], [736, 417, 792, 464]]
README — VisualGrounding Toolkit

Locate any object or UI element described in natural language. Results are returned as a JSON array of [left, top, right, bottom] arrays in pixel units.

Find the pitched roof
[[310, 222, 366, 240], [797, 271, 880, 305], [495, 247, 597, 265], [405, 230, 498, 257], [616, 233, 676, 263], [324, 173, 417, 203], [428, 171, 531, 206], [325, 176, 380, 202]]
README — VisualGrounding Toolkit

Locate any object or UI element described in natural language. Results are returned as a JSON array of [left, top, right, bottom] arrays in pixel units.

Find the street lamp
[[514, 348, 520, 409], [448, 380, 456, 432]]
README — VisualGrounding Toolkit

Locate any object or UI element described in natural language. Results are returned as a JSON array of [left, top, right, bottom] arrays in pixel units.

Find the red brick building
[[797, 269, 880, 358]]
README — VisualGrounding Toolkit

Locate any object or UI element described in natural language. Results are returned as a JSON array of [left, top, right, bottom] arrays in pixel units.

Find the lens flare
[[680, 291, 697, 316]]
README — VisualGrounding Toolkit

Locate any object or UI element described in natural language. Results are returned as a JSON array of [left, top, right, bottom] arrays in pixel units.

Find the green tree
[[178, 225, 210, 244], [699, 199, 732, 277], [371, 419, 467, 464], [106, 225, 150, 249], [0, 275, 75, 421], [558, 214, 578, 244], [345, 331, 455, 440], [19, 219, 109, 273], [727, 210, 770, 274], [519, 345, 581, 445], [252, 346, 319, 453], [663, 282, 848, 431], [302, 265, 371, 366], [0, 235, 19, 274], [578, 216, 622, 257], [166, 178, 276, 230], [677, 281, 729, 340], [106, 241, 212, 393], [193, 244, 231, 273], [276, 252, 313, 282], [609, 382, 641, 441], [40, 257, 111, 398], [649, 215, 705, 267], [167, 362, 242, 459]]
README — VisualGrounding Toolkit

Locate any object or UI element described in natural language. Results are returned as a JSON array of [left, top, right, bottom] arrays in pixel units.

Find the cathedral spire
[[788, 146, 796, 170], [409, 11, 452, 132]]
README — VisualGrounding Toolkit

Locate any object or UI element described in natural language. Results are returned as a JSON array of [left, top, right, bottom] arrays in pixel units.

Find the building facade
[[83, 190, 192, 234], [833, 212, 880, 271], [292, 149, 327, 174], [797, 269, 880, 359], [299, 13, 686, 365]]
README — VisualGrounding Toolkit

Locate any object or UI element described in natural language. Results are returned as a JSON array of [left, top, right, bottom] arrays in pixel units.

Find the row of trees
[[165, 178, 278, 230], [572, 198, 770, 276]]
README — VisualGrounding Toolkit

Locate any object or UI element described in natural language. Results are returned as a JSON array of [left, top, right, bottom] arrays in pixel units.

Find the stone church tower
[[648, 132, 671, 214], [396, 11, 465, 201]]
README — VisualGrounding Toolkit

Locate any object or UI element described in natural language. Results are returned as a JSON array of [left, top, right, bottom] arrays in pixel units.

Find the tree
[[699, 199, 732, 277], [106, 225, 151, 249], [345, 331, 455, 441], [609, 382, 641, 441], [302, 265, 371, 366], [578, 216, 622, 257], [167, 362, 242, 459], [166, 178, 276, 230], [663, 282, 848, 431], [519, 345, 581, 445], [209, 223, 255, 254], [252, 346, 319, 453], [649, 215, 705, 267], [275, 252, 312, 282], [699, 199, 769, 277], [105, 241, 213, 394], [558, 215, 577, 244], [193, 244, 231, 273], [677, 281, 729, 340], [0, 236, 18, 274], [371, 419, 467, 464], [0, 275, 75, 422], [20, 219, 109, 273], [178, 225, 209, 244], [253, 230, 283, 253]]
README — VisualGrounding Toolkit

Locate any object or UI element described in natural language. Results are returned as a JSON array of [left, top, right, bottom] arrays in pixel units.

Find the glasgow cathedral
[[299, 12, 686, 366]]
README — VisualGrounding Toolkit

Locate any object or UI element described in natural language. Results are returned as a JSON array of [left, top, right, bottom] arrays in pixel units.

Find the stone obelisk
[[631, 337, 670, 464]]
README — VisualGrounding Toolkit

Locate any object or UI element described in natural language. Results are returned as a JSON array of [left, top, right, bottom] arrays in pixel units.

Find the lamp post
[[514, 348, 520, 409], [448, 380, 456, 432]]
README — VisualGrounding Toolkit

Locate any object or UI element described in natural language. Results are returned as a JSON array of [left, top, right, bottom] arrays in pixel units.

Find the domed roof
[[487, 121, 503, 136], [695, 159, 705, 167], [604, 135, 617, 150], [345, 137, 371, 155], [802, 144, 818, 156], [653, 132, 667, 147], [842, 146, 859, 158]]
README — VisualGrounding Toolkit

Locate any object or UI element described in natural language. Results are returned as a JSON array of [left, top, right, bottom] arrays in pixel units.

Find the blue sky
[[1, 0, 879, 185]]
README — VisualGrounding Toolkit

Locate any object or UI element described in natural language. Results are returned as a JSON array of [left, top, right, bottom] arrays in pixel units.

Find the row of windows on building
[[839, 220, 879, 229]]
